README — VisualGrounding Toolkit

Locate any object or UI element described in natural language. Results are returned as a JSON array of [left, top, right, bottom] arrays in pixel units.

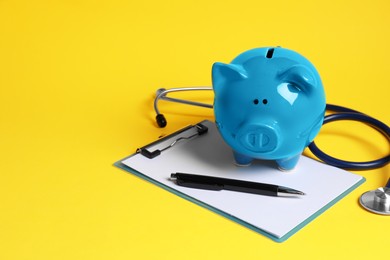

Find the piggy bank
[[212, 47, 326, 170]]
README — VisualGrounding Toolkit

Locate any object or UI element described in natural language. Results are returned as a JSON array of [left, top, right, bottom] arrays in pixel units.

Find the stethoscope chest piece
[[359, 187, 390, 215]]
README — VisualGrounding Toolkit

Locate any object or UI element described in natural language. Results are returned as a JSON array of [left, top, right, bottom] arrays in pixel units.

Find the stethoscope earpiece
[[156, 113, 167, 128], [154, 87, 213, 128]]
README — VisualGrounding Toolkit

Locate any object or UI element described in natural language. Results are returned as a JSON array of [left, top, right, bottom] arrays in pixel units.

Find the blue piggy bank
[[212, 47, 326, 170]]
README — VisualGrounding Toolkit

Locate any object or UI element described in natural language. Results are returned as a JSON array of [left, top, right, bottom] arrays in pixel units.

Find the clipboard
[[114, 120, 365, 242]]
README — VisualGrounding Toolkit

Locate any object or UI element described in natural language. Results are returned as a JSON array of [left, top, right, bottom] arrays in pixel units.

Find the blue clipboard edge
[[114, 156, 365, 243]]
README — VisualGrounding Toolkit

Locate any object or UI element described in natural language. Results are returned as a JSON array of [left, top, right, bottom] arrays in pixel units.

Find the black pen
[[170, 172, 305, 197]]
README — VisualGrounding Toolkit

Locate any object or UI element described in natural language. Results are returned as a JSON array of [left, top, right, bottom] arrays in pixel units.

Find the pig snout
[[237, 124, 279, 153]]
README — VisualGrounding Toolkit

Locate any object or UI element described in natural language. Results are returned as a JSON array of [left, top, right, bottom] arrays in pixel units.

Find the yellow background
[[0, 0, 389, 259]]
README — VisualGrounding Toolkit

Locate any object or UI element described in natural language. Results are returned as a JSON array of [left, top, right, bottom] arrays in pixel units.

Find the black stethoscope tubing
[[308, 104, 390, 171]]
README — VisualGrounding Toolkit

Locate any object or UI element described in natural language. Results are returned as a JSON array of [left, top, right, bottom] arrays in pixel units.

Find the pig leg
[[233, 151, 253, 166], [276, 154, 301, 171]]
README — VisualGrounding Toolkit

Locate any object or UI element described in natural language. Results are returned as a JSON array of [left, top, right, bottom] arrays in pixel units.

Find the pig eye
[[253, 99, 259, 105]]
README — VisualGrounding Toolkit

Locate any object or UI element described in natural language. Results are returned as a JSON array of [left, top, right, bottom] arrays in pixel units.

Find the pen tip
[[278, 187, 305, 197], [288, 190, 305, 196]]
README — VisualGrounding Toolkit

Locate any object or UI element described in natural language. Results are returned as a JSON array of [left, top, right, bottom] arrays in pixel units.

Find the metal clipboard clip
[[136, 123, 208, 159]]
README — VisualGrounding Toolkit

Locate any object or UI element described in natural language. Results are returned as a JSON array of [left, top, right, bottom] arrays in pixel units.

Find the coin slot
[[266, 48, 274, 59]]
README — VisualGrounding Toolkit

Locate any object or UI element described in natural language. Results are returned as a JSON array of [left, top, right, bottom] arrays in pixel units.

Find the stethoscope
[[153, 86, 390, 215]]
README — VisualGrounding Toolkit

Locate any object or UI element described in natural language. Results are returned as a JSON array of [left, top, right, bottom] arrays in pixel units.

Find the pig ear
[[212, 62, 248, 94], [279, 65, 317, 94]]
